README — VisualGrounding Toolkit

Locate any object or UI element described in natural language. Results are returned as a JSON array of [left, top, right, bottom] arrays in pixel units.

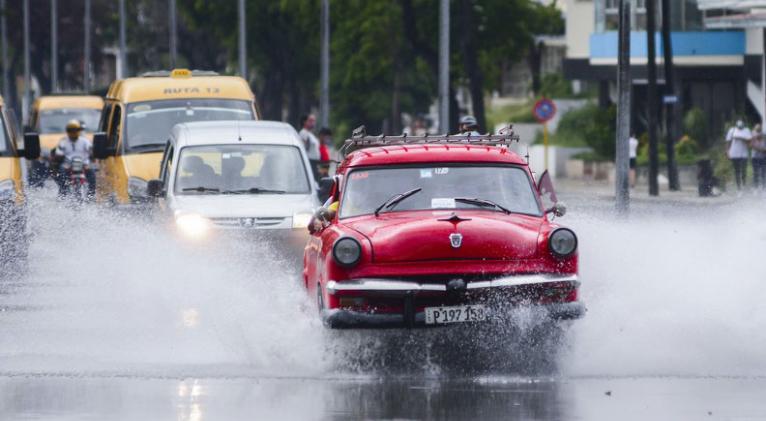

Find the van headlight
[[0, 179, 16, 202], [333, 237, 362, 267], [128, 177, 148, 199], [292, 212, 314, 229], [175, 213, 211, 239], [549, 228, 577, 258]]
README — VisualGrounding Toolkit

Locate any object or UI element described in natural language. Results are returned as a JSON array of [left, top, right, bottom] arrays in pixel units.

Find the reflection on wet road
[[1, 188, 766, 420]]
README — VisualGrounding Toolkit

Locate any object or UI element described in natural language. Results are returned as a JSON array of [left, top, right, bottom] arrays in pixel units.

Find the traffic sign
[[533, 98, 557, 123]]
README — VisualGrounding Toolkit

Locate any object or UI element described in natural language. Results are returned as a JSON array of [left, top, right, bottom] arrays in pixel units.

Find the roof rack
[[340, 125, 520, 156], [139, 69, 220, 78]]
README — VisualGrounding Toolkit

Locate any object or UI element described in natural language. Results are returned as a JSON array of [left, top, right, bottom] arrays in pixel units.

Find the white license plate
[[424, 304, 488, 325]]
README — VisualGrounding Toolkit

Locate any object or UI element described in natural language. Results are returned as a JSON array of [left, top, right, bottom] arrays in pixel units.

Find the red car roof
[[342, 144, 528, 168]]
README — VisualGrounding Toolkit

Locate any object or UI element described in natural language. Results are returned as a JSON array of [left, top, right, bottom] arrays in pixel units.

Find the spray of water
[[2, 189, 765, 379]]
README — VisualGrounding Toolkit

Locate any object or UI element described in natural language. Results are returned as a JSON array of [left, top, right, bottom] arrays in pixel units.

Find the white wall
[[565, 0, 594, 59], [746, 27, 763, 55]]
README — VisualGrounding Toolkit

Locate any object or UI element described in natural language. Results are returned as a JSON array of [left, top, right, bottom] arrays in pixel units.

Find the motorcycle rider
[[458, 115, 481, 136], [52, 120, 96, 199]]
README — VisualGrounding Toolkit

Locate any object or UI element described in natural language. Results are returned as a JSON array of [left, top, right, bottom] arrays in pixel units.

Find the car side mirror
[[20, 132, 41, 160], [546, 202, 566, 218], [146, 179, 165, 198], [92, 132, 112, 159], [318, 176, 334, 202], [308, 206, 334, 234]]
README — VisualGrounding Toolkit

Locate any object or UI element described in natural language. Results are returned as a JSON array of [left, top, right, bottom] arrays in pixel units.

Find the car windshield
[[174, 144, 310, 195], [340, 165, 541, 218], [126, 99, 254, 152], [37, 108, 101, 134]]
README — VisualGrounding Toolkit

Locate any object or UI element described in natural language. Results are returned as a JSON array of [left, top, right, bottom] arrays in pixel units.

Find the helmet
[[65, 119, 84, 131], [460, 115, 477, 126]]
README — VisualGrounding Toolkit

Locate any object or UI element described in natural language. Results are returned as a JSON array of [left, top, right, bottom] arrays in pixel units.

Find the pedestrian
[[725, 120, 751, 190], [458, 115, 481, 136], [629, 133, 639, 188], [751, 124, 766, 190], [317, 127, 333, 179], [298, 114, 321, 178]]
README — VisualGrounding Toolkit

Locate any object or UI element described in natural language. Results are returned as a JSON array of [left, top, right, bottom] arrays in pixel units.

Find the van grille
[[210, 217, 287, 228]]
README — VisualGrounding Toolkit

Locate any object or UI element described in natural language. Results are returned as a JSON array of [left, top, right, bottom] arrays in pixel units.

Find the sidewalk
[[554, 177, 740, 207]]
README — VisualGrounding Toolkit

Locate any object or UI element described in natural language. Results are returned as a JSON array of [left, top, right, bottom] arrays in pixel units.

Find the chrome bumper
[[326, 273, 580, 295], [322, 274, 584, 329]]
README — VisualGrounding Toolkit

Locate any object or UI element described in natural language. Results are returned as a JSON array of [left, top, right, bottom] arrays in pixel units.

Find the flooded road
[[2, 187, 766, 420]]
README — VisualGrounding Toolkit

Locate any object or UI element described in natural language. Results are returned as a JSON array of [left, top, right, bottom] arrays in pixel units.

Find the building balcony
[[589, 31, 745, 65]]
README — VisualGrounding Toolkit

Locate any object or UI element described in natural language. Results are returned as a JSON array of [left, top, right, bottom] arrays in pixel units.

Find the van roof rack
[[340, 125, 520, 156], [139, 69, 220, 78]]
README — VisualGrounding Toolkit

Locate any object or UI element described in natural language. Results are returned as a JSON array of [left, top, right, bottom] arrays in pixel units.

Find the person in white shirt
[[458, 115, 481, 136], [725, 120, 751, 190], [629, 134, 639, 188], [52, 119, 95, 198], [299, 114, 321, 179]]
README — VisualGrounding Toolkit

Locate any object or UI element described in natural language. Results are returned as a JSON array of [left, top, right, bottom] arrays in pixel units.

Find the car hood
[[341, 210, 543, 263], [122, 152, 163, 181], [170, 193, 318, 218]]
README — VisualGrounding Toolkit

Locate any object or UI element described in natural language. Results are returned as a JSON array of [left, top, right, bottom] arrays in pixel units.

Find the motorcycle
[[60, 157, 90, 202]]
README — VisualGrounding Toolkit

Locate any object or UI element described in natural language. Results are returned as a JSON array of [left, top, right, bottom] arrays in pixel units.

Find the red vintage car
[[303, 129, 584, 328]]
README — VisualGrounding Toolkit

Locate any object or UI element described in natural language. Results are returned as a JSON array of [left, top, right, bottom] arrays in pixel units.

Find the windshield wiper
[[221, 187, 286, 195], [182, 186, 220, 194], [374, 188, 422, 216], [454, 197, 512, 214], [129, 142, 166, 153]]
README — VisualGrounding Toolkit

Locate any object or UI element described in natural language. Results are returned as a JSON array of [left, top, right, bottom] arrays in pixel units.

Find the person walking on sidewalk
[[725, 120, 751, 190], [629, 133, 639, 188], [751, 124, 766, 190], [298, 114, 321, 179]]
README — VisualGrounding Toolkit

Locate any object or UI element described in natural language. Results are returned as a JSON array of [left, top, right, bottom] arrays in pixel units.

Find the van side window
[[108, 105, 122, 149], [98, 104, 113, 132], [162, 146, 175, 189]]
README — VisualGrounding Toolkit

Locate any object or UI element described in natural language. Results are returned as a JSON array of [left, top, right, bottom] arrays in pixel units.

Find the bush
[[549, 103, 615, 158], [539, 73, 573, 99], [683, 107, 712, 153]]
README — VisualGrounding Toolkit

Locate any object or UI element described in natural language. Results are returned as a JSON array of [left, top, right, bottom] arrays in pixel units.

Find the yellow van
[[0, 95, 40, 270], [26, 95, 104, 186], [93, 69, 259, 204]]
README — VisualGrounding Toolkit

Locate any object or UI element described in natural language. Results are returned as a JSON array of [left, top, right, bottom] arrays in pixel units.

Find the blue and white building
[[563, 0, 759, 136]]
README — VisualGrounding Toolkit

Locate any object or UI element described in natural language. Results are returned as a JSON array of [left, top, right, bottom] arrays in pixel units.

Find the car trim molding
[[326, 273, 579, 295]]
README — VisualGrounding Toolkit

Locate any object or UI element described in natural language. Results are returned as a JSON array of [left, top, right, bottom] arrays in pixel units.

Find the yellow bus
[[26, 95, 104, 186], [93, 69, 259, 204]]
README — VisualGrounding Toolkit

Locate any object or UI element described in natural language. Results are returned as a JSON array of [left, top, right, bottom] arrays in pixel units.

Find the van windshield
[[175, 144, 310, 195], [125, 99, 254, 152], [37, 109, 101, 134]]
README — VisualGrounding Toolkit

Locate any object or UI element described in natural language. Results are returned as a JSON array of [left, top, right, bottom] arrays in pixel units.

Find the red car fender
[[537, 222, 578, 274]]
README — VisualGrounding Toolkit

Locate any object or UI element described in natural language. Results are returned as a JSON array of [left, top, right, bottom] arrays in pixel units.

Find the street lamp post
[[169, 0, 177, 68], [238, 0, 246, 79], [51, 0, 58, 92], [84, 0, 92, 92], [119, 0, 127, 79], [23, 0, 31, 123], [319, 0, 330, 128], [1, 0, 9, 100], [615, 0, 632, 214], [438, 0, 449, 133], [646, 0, 660, 196]]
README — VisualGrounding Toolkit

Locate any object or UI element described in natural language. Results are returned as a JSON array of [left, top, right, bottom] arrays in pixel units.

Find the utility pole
[[319, 0, 330, 128], [615, 0, 632, 214], [84, 0, 92, 92], [169, 0, 177, 68], [119, 0, 127, 78], [0, 0, 8, 100], [661, 0, 679, 191], [646, 0, 660, 196], [438, 0, 450, 133], [51, 0, 58, 92], [23, 0, 31, 123], [238, 0, 246, 79]]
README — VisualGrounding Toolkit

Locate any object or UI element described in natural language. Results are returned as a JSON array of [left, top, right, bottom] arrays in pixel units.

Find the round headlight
[[549, 228, 577, 257], [333, 237, 362, 267]]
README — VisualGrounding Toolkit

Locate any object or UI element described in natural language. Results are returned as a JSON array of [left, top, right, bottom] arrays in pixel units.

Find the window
[[108, 106, 122, 150], [98, 104, 113, 133], [36, 108, 101, 134], [339, 165, 542, 218], [174, 144, 310, 195]]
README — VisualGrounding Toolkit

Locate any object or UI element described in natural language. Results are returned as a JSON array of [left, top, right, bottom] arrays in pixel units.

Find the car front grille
[[210, 216, 287, 229]]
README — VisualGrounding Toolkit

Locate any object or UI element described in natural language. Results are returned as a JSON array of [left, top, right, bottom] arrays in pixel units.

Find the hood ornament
[[438, 212, 471, 223], [449, 233, 463, 249], [239, 217, 256, 227]]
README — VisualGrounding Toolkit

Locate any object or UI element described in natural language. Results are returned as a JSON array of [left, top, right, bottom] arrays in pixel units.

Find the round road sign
[[533, 98, 557, 123]]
